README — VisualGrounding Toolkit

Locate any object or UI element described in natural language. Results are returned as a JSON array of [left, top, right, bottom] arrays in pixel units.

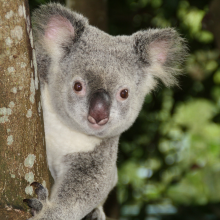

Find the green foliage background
[[29, 0, 220, 219]]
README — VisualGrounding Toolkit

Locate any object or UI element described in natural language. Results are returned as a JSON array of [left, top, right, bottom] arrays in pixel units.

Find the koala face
[[46, 29, 154, 138], [33, 4, 187, 138]]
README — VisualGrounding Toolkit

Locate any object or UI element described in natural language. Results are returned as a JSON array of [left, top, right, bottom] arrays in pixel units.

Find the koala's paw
[[84, 206, 106, 220], [23, 182, 48, 216]]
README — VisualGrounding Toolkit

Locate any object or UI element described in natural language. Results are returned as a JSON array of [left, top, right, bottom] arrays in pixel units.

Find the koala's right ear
[[133, 28, 188, 87], [32, 3, 88, 60]]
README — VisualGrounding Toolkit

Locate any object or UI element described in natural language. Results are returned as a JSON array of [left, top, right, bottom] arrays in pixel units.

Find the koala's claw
[[23, 198, 43, 216], [23, 182, 48, 216], [31, 182, 48, 201]]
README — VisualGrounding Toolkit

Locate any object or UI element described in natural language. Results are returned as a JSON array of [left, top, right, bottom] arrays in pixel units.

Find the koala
[[24, 3, 187, 220]]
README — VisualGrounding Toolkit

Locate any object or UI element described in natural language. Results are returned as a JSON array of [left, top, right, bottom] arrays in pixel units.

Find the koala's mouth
[[88, 116, 109, 126], [88, 121, 108, 130], [87, 89, 111, 128]]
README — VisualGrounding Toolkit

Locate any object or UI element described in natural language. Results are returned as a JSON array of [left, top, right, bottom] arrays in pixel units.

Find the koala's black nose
[[88, 89, 111, 126]]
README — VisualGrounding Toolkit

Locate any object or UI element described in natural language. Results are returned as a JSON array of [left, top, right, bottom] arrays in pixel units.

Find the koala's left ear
[[32, 3, 88, 60], [134, 28, 188, 87]]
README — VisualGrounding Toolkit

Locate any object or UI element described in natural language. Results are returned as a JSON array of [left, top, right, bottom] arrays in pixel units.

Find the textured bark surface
[[0, 0, 52, 219], [66, 0, 107, 31]]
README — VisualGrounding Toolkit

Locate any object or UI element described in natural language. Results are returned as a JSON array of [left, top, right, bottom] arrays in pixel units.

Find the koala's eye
[[72, 80, 86, 96], [74, 82, 82, 92], [116, 88, 129, 102], [120, 89, 129, 99]]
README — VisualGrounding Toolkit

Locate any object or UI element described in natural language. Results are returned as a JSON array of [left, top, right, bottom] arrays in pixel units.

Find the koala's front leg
[[24, 166, 113, 219], [24, 180, 90, 220], [24, 181, 79, 219], [24, 182, 105, 220], [23, 136, 118, 220]]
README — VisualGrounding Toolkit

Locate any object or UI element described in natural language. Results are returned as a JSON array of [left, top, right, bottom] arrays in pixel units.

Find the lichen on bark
[[0, 0, 52, 219]]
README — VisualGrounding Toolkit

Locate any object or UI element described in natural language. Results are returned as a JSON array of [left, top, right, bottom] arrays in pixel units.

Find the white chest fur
[[41, 86, 102, 179]]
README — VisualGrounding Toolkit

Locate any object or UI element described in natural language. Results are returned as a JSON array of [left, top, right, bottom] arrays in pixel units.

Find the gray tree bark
[[66, 0, 108, 31], [0, 0, 52, 219]]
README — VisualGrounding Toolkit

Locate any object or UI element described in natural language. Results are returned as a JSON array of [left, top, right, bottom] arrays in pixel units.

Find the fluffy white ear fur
[[153, 36, 186, 87], [135, 28, 187, 88], [148, 39, 178, 87], [44, 16, 75, 60]]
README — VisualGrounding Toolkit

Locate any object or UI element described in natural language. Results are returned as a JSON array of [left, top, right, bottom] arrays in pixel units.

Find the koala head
[[32, 3, 187, 138]]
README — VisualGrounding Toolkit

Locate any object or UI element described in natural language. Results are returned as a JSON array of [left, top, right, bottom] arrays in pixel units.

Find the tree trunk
[[0, 0, 52, 219], [66, 0, 108, 32]]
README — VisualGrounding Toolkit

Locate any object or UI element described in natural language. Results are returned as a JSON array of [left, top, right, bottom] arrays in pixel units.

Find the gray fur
[[29, 3, 187, 219]]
